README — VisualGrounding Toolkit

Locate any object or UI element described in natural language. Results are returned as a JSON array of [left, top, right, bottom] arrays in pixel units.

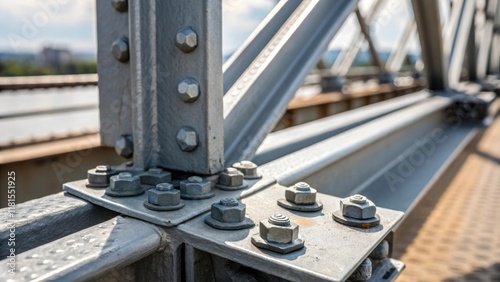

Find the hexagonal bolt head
[[176, 127, 198, 151], [232, 160, 258, 177], [285, 182, 317, 205], [111, 0, 128, 12], [340, 195, 377, 219], [175, 27, 198, 53], [115, 135, 133, 158], [87, 165, 115, 186], [218, 168, 244, 187], [147, 184, 181, 206], [140, 168, 172, 186], [210, 198, 246, 223], [180, 176, 211, 196], [111, 37, 129, 62], [178, 78, 200, 102], [110, 172, 140, 191], [260, 214, 299, 244]]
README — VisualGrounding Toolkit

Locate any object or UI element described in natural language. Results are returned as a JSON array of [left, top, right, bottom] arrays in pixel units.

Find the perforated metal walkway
[[394, 114, 500, 282]]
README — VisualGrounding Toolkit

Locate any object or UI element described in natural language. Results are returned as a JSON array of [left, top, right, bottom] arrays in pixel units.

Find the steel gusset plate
[[178, 184, 404, 282], [63, 175, 275, 227]]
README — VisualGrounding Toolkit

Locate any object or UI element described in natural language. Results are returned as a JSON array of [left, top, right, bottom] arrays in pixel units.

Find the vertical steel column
[[477, 0, 498, 77], [489, 2, 500, 74], [446, 0, 476, 86], [466, 11, 478, 81], [96, 1, 132, 147], [411, 0, 448, 90], [129, 0, 224, 174]]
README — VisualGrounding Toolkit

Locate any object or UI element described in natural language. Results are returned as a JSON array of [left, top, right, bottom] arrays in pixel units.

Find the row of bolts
[[88, 160, 386, 281]]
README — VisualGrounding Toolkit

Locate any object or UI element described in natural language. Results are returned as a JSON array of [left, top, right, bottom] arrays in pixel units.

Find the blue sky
[[0, 0, 427, 56]]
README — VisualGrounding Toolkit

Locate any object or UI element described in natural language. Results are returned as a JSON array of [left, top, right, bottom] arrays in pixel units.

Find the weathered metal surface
[[0, 193, 116, 257], [128, 0, 224, 174], [63, 175, 275, 227], [0, 216, 163, 282], [223, 0, 358, 166], [96, 0, 132, 148], [178, 184, 404, 282]]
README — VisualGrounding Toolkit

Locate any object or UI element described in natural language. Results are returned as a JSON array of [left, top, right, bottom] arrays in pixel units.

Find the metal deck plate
[[178, 184, 404, 282], [63, 175, 275, 227]]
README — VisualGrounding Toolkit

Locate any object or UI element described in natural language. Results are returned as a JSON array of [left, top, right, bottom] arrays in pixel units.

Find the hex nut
[[87, 165, 117, 187], [147, 185, 181, 206], [178, 78, 200, 102], [210, 198, 246, 223], [218, 168, 244, 187], [175, 27, 198, 53], [176, 127, 198, 151], [285, 182, 317, 205], [111, 37, 129, 62], [259, 215, 299, 244], [111, 0, 128, 12], [232, 160, 261, 179], [340, 195, 377, 219], [115, 135, 133, 158], [109, 172, 140, 191], [140, 168, 172, 186], [180, 176, 213, 199]]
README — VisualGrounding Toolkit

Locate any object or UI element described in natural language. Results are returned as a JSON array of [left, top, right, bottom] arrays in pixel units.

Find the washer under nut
[[333, 194, 380, 228], [277, 182, 323, 212], [86, 165, 117, 188], [251, 214, 305, 254], [105, 172, 144, 197], [204, 198, 255, 230], [144, 183, 185, 211]]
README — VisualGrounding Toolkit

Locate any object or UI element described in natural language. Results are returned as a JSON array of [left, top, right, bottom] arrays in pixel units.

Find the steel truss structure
[[2, 0, 500, 281]]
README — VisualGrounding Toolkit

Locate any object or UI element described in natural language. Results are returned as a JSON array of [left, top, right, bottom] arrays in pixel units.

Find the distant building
[[37, 47, 74, 66]]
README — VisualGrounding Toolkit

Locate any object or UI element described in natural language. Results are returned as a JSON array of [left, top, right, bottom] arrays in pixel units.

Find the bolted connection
[[114, 135, 133, 158], [180, 176, 212, 197], [87, 165, 116, 187], [109, 173, 140, 191], [285, 182, 317, 205], [348, 258, 372, 281], [341, 194, 377, 219], [147, 183, 181, 206], [176, 127, 198, 152], [178, 78, 200, 102], [175, 27, 198, 53], [111, 0, 128, 12], [232, 160, 260, 179], [218, 168, 244, 187], [260, 214, 299, 244], [140, 168, 172, 186], [210, 198, 246, 223], [111, 37, 129, 62]]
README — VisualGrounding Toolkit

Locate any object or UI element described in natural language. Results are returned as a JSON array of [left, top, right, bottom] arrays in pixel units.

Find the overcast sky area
[[0, 0, 451, 57]]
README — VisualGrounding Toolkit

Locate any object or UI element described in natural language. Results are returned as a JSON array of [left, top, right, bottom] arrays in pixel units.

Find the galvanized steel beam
[[129, 0, 224, 174], [223, 0, 358, 166], [477, 0, 498, 78], [411, 0, 449, 90], [223, 0, 301, 93]]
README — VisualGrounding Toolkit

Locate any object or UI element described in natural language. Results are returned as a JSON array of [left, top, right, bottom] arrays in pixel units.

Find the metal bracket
[[63, 174, 275, 227]]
